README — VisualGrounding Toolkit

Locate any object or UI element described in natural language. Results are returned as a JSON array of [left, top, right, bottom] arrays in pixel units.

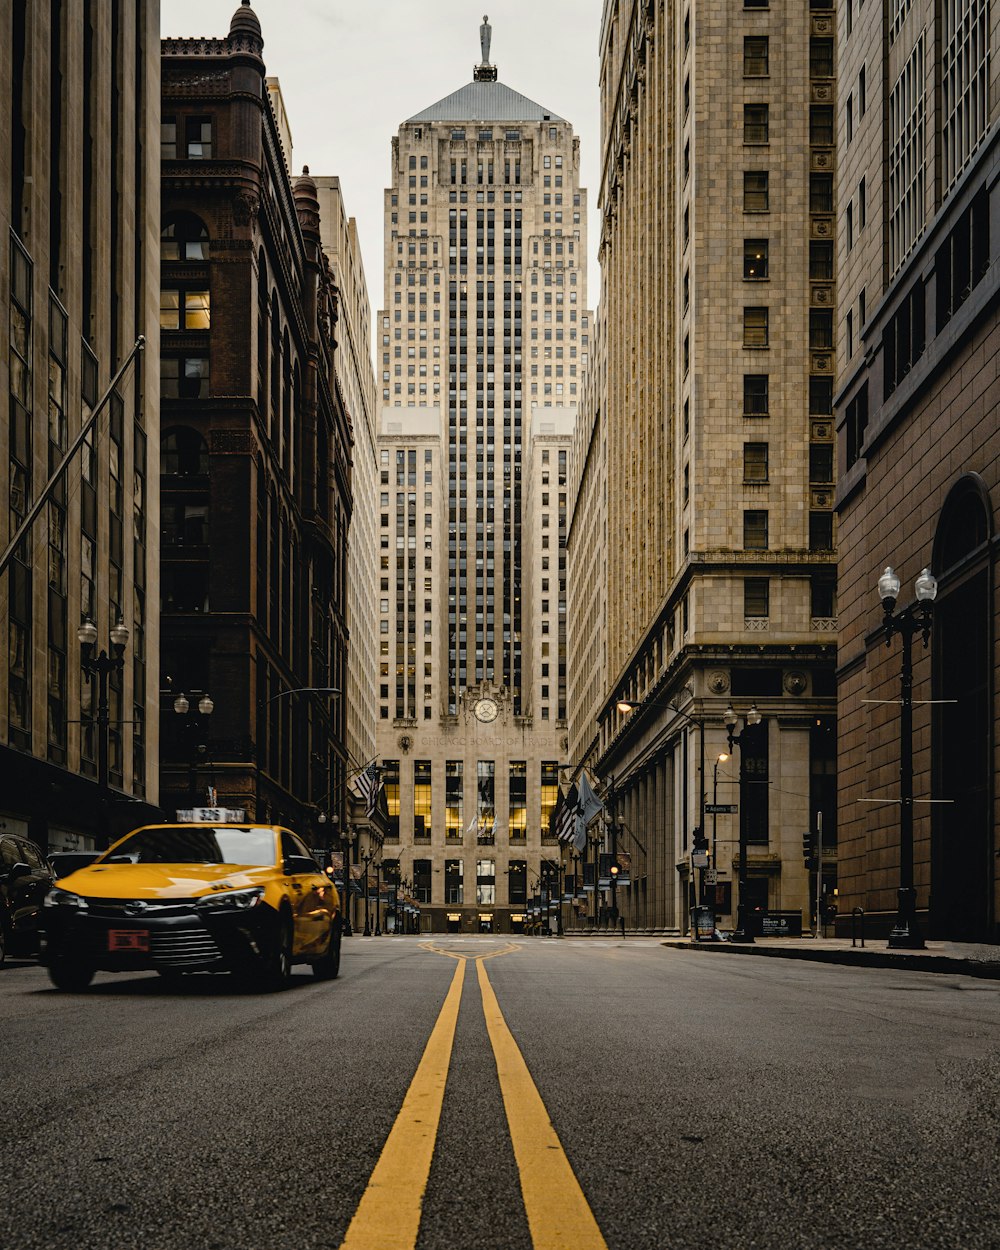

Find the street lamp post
[[724, 702, 763, 944], [78, 617, 129, 846], [712, 752, 730, 902], [172, 689, 215, 809], [878, 565, 938, 949], [374, 861, 383, 936]]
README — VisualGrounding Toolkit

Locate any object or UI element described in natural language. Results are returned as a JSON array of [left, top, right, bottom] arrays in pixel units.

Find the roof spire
[[474, 13, 497, 81]]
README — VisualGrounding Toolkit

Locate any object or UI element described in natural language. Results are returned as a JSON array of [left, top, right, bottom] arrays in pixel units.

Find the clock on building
[[474, 698, 500, 723]]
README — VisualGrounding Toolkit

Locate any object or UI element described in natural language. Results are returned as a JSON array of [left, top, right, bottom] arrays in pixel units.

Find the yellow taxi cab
[[39, 823, 341, 992]]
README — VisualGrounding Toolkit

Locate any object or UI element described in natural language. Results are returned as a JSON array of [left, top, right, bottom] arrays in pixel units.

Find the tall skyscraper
[[568, 0, 839, 934], [0, 1, 162, 852], [375, 20, 591, 933]]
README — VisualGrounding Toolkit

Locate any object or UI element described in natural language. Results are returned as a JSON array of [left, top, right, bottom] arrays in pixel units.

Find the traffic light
[[692, 827, 709, 852], [609, 863, 620, 883], [802, 831, 815, 870]]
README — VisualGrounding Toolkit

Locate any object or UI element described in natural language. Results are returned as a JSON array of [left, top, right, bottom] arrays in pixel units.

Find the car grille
[[87, 898, 197, 919], [150, 926, 222, 967]]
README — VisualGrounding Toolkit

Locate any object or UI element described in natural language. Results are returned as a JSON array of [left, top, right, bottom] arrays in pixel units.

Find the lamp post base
[[887, 888, 925, 949], [729, 904, 756, 944]]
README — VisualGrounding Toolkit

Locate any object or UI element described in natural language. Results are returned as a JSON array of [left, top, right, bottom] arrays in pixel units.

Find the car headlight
[[44, 888, 88, 910], [196, 887, 264, 912]]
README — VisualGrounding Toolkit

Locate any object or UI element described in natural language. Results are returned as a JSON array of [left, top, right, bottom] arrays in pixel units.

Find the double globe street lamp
[[78, 618, 129, 837], [877, 565, 937, 949], [172, 689, 215, 809]]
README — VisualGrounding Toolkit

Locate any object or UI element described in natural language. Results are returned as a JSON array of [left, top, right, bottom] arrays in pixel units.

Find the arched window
[[931, 473, 995, 940], [162, 212, 210, 261], [161, 426, 208, 476]]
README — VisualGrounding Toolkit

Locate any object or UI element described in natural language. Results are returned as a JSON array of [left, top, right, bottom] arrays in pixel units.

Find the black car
[[1, 834, 55, 962], [48, 851, 101, 879]]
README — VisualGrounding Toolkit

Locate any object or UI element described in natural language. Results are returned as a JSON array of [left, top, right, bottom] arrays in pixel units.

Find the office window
[[809, 443, 834, 483], [476, 860, 496, 905], [743, 307, 769, 348], [540, 761, 559, 837], [445, 760, 463, 839], [743, 374, 769, 415], [810, 105, 834, 146], [744, 239, 769, 280], [744, 510, 769, 549], [810, 37, 834, 77], [414, 759, 432, 839], [744, 578, 770, 618], [810, 309, 833, 349], [509, 761, 527, 841], [161, 355, 209, 399], [809, 376, 833, 415], [185, 117, 213, 159], [743, 442, 769, 482], [744, 36, 770, 76], [744, 104, 769, 144], [809, 240, 834, 281], [744, 171, 769, 212], [810, 173, 834, 213], [445, 859, 464, 904], [809, 511, 834, 550]]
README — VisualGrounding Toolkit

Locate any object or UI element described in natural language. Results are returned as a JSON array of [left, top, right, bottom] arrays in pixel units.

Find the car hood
[[55, 862, 274, 900]]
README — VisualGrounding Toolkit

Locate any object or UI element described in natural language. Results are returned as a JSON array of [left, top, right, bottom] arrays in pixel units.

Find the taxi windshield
[[104, 826, 276, 867]]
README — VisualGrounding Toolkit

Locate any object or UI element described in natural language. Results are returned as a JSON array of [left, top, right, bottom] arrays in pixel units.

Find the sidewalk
[[661, 934, 1000, 979]]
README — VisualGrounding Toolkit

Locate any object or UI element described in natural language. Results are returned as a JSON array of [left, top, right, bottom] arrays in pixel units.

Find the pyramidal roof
[[406, 80, 564, 124]]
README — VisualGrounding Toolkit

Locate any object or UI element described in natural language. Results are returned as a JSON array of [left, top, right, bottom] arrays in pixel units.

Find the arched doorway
[[931, 474, 994, 941]]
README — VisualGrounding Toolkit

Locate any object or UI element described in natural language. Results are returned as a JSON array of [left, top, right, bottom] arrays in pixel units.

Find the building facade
[[0, 0, 162, 852], [574, 0, 839, 934], [374, 22, 591, 932], [314, 176, 379, 789], [158, 3, 352, 846], [835, 0, 1000, 940]]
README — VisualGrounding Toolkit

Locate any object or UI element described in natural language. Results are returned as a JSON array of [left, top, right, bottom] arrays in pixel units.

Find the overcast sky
[[161, 1, 603, 337]]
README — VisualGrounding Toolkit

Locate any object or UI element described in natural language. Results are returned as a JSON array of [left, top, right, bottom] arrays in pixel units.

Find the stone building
[[374, 21, 591, 932], [573, 0, 839, 933], [313, 177, 379, 793], [158, 2, 352, 844], [835, 0, 1000, 941], [0, 1, 162, 852]]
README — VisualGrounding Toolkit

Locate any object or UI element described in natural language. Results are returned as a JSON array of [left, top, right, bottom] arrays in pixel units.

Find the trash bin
[[691, 905, 716, 941]]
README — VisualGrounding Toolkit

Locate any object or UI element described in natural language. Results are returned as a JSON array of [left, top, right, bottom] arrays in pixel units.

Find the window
[[744, 578, 769, 618], [445, 760, 463, 839], [935, 187, 989, 330], [160, 289, 210, 330], [845, 382, 869, 468], [414, 759, 432, 838], [809, 376, 833, 415], [744, 239, 769, 280], [509, 761, 527, 840], [809, 309, 833, 350], [809, 511, 834, 550], [743, 442, 769, 482], [476, 859, 496, 905], [744, 510, 769, 549], [445, 859, 464, 904], [809, 240, 834, 280], [809, 443, 834, 483], [810, 37, 834, 77], [743, 374, 769, 415], [744, 104, 769, 144], [811, 576, 836, 619], [743, 307, 769, 348], [810, 105, 834, 146], [744, 171, 769, 212], [810, 173, 834, 213], [744, 36, 769, 76], [161, 427, 209, 476], [162, 213, 209, 260], [185, 117, 212, 159], [540, 761, 559, 837], [883, 280, 925, 397], [161, 355, 209, 399], [161, 117, 177, 159]]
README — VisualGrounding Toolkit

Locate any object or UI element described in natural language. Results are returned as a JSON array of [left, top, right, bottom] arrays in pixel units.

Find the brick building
[[835, 0, 1000, 941], [159, 2, 352, 842]]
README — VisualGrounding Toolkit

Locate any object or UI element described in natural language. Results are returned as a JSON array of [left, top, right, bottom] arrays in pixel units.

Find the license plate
[[108, 928, 150, 952]]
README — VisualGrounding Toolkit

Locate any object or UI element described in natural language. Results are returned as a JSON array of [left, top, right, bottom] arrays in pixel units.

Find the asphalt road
[[3, 936, 1000, 1250]]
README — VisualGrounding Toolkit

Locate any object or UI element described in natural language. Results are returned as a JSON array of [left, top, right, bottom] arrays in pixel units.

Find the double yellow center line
[[339, 945, 607, 1250]]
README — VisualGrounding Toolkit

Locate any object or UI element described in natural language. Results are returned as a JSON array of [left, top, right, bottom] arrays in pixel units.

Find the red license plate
[[108, 928, 150, 952]]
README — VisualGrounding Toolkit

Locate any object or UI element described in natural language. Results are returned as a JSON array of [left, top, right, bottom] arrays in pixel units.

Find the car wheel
[[157, 968, 187, 985], [312, 918, 342, 981], [260, 914, 293, 992], [48, 959, 95, 992]]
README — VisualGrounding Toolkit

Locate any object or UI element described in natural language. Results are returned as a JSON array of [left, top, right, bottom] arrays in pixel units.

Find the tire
[[156, 968, 187, 985], [259, 914, 293, 992], [312, 919, 342, 981], [48, 959, 95, 992]]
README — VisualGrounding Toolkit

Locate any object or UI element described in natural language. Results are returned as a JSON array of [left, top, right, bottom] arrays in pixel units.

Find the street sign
[[692, 851, 710, 868], [705, 803, 738, 814], [704, 868, 718, 885]]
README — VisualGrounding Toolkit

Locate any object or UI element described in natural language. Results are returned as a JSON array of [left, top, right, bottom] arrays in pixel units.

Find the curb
[[660, 939, 1000, 981]]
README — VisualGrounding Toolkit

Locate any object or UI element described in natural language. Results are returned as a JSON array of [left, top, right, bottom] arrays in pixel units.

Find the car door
[[14, 840, 54, 939], [280, 832, 328, 955]]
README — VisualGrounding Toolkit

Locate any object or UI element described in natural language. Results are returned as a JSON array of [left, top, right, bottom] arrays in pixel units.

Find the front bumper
[[40, 897, 279, 975]]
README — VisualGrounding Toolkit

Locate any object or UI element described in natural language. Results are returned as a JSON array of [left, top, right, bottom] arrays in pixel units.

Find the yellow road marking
[[477, 957, 608, 1250], [338, 958, 465, 1250]]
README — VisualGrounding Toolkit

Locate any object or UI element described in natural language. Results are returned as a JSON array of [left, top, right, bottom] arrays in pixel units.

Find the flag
[[553, 783, 580, 843], [355, 761, 380, 818], [467, 812, 478, 834], [573, 774, 604, 852]]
